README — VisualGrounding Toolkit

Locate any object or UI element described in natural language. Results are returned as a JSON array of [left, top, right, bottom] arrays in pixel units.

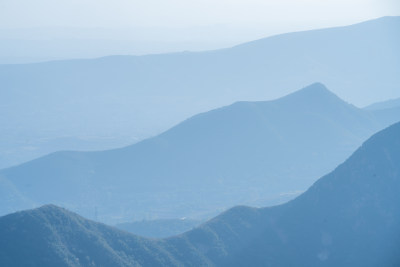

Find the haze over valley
[[1, 16, 399, 170], [2, 82, 400, 224], [0, 1, 399, 265], [1, 122, 400, 266]]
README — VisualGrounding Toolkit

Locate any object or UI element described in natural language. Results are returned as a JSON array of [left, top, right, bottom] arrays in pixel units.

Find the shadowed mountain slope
[[1, 122, 400, 266], [0, 205, 181, 267], [168, 121, 400, 266]]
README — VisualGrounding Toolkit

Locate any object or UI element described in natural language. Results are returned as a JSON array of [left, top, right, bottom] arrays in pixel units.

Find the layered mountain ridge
[[1, 121, 400, 266], [0, 16, 399, 169], [1, 83, 399, 223]]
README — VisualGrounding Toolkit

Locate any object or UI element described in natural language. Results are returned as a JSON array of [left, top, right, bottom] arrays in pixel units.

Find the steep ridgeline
[[1, 83, 400, 222], [1, 122, 400, 266], [166, 121, 400, 266], [0, 16, 399, 168]]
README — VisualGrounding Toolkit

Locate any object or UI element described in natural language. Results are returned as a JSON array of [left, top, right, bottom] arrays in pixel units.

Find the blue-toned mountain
[[1, 83, 398, 222], [1, 121, 400, 266], [0, 16, 399, 168]]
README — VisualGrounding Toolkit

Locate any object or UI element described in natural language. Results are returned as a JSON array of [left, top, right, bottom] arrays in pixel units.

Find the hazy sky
[[1, 0, 398, 30], [0, 0, 398, 59]]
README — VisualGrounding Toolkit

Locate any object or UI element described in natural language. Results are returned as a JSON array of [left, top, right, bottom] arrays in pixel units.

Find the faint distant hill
[[1, 83, 399, 223], [0, 16, 399, 169], [115, 218, 201, 238], [1, 121, 400, 266], [365, 97, 400, 127], [365, 97, 400, 110]]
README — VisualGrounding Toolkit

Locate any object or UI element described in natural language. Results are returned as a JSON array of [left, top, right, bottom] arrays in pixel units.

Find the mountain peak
[[22, 204, 68, 215], [276, 82, 348, 109], [291, 82, 332, 97], [300, 82, 328, 91], [1, 204, 81, 226]]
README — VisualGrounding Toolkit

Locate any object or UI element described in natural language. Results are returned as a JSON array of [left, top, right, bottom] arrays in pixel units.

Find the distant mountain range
[[115, 218, 201, 238], [1, 83, 399, 222], [1, 121, 399, 266], [365, 97, 400, 110], [0, 16, 399, 169], [365, 97, 400, 128]]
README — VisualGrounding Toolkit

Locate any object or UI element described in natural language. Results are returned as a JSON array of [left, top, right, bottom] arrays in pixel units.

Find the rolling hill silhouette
[[1, 83, 398, 222], [0, 16, 399, 168], [1, 121, 400, 266]]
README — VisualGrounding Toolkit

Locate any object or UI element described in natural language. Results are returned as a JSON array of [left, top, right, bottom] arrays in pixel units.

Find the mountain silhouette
[[0, 16, 399, 168], [1, 122, 400, 266], [1, 83, 398, 222], [0, 205, 180, 267], [165, 121, 400, 266]]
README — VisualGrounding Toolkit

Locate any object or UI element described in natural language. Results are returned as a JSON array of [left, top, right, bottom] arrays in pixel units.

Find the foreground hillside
[[1, 122, 400, 266], [0, 205, 180, 267], [2, 83, 399, 222]]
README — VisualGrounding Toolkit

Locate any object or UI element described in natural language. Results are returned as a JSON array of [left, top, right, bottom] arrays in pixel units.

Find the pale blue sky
[[0, 0, 398, 58], [0, 0, 398, 29]]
